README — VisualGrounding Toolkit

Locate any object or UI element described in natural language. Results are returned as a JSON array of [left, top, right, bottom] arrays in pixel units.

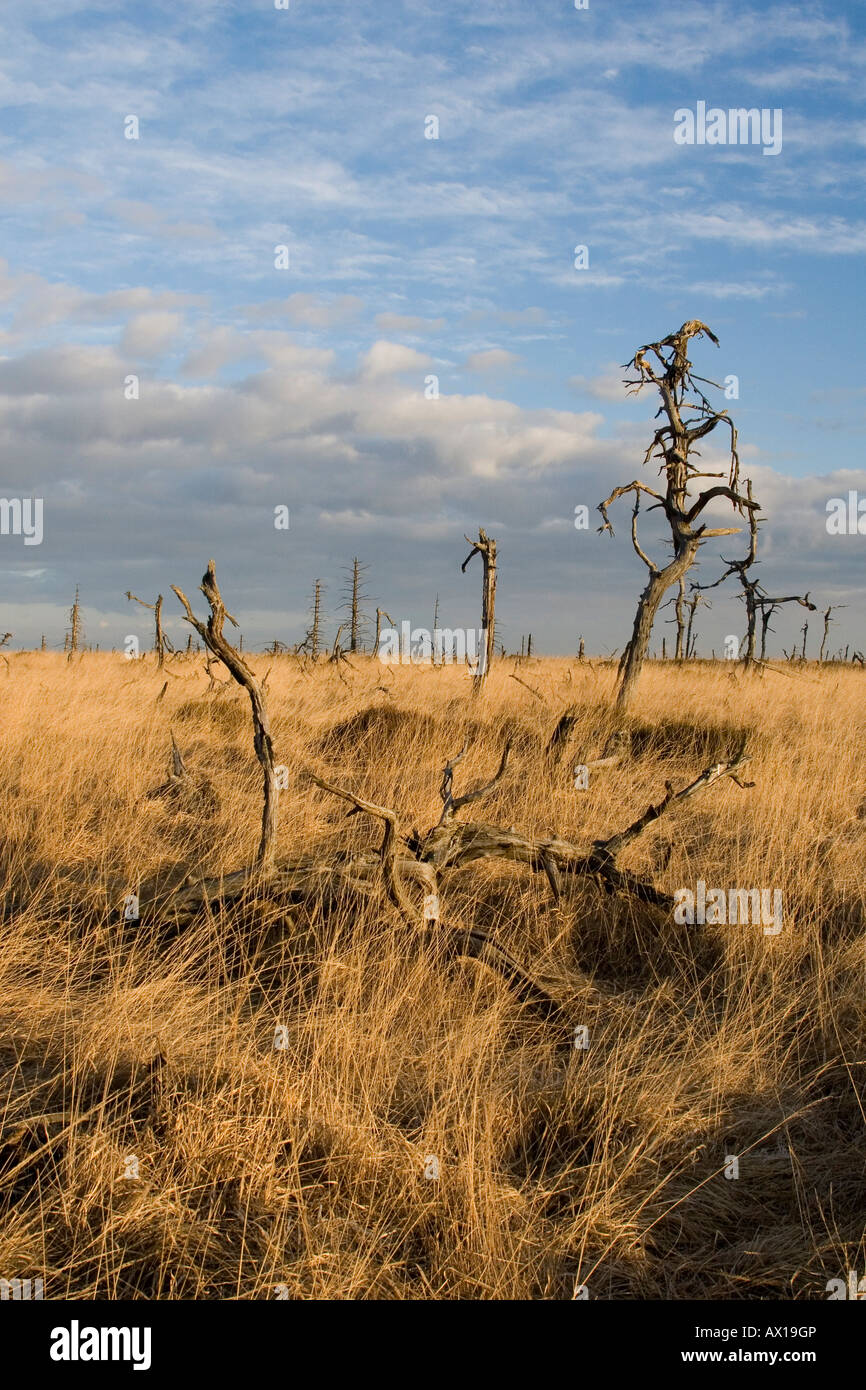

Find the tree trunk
[[461, 529, 497, 690], [743, 590, 757, 667], [616, 546, 698, 712], [154, 594, 165, 669]]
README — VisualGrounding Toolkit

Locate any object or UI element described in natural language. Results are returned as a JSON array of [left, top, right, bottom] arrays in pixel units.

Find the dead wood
[[598, 322, 760, 709], [145, 732, 220, 815], [140, 677, 754, 1021], [172, 561, 278, 866], [462, 528, 497, 689], [509, 673, 546, 703]]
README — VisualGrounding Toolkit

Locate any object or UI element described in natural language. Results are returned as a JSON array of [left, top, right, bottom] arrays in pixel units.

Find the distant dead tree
[[296, 579, 323, 659], [674, 577, 686, 660], [374, 607, 394, 657], [462, 528, 497, 689], [68, 587, 82, 658], [172, 561, 278, 867], [661, 578, 687, 660], [598, 321, 759, 710], [756, 591, 816, 662], [125, 590, 170, 668], [685, 591, 707, 659], [693, 480, 763, 667], [341, 557, 370, 653], [819, 605, 846, 662]]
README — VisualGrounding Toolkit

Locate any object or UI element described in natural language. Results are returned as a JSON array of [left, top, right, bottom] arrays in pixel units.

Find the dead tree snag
[[126, 591, 169, 668], [143, 724, 754, 1024], [374, 607, 394, 658], [598, 322, 758, 710], [172, 561, 278, 867], [462, 529, 497, 689]]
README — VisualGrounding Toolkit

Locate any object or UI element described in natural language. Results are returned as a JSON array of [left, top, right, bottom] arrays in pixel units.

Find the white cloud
[[359, 340, 432, 378]]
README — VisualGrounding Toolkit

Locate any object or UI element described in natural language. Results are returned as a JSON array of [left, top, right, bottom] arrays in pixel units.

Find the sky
[[1, 0, 865, 657]]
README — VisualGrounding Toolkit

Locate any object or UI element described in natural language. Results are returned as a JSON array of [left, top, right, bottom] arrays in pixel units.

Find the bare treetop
[[597, 321, 760, 710]]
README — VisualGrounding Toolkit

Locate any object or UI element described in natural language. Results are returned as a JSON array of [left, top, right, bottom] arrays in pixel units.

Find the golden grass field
[[1, 651, 864, 1299]]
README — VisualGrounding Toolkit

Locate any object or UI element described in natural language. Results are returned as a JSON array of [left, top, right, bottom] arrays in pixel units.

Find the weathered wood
[[172, 561, 278, 867], [140, 715, 753, 1022], [126, 590, 167, 668], [597, 322, 759, 709], [462, 528, 497, 689]]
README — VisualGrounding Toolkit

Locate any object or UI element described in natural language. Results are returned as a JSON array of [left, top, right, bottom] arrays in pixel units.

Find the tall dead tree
[[125, 591, 169, 668], [172, 562, 278, 867], [297, 579, 323, 659], [68, 587, 81, 656], [598, 321, 758, 711], [462, 528, 497, 689], [341, 558, 369, 653]]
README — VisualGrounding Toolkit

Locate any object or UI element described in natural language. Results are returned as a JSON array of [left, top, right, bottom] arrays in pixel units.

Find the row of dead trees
[[38, 321, 852, 700], [129, 323, 840, 700]]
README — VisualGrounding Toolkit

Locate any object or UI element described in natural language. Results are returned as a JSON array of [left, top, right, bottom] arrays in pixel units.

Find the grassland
[[1, 652, 864, 1299]]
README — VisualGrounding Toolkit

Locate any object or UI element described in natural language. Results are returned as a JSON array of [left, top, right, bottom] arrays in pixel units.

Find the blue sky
[[1, 0, 865, 655]]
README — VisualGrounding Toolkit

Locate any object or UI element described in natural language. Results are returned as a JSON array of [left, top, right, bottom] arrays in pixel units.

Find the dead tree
[[296, 580, 323, 659], [685, 591, 707, 660], [661, 579, 687, 660], [462, 528, 497, 689], [374, 607, 394, 658], [674, 577, 685, 660], [598, 321, 758, 711], [125, 591, 169, 668], [145, 722, 753, 1022], [172, 561, 278, 867], [820, 605, 846, 662], [756, 591, 815, 662], [341, 558, 369, 654], [68, 587, 82, 657], [693, 479, 763, 667]]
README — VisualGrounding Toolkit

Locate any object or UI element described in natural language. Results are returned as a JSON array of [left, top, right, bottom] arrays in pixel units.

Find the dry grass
[[1, 651, 864, 1299]]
